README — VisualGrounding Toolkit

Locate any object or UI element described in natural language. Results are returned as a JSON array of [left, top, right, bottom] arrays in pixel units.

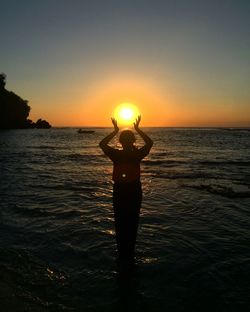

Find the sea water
[[0, 128, 249, 311]]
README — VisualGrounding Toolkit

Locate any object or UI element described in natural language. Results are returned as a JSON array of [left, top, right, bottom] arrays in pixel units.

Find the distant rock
[[35, 118, 51, 129], [0, 73, 52, 129]]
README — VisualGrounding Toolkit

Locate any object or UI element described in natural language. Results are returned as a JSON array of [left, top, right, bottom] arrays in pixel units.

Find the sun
[[114, 103, 140, 125], [120, 107, 133, 120]]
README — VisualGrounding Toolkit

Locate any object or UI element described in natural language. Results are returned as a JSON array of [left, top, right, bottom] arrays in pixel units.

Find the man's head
[[119, 130, 136, 149]]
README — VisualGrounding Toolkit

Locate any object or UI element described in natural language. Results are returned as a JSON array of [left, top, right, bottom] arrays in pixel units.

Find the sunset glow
[[114, 103, 140, 125]]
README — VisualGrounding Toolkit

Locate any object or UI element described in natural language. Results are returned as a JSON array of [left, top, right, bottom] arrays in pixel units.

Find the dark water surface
[[0, 128, 249, 311]]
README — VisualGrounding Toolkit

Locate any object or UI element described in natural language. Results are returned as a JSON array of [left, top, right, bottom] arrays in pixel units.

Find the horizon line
[[51, 125, 250, 129]]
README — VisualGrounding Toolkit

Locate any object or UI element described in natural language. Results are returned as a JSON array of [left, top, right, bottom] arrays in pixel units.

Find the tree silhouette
[[0, 73, 51, 129], [0, 73, 6, 90]]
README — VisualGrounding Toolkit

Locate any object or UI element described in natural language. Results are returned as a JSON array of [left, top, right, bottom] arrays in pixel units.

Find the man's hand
[[111, 118, 119, 133], [134, 115, 141, 131]]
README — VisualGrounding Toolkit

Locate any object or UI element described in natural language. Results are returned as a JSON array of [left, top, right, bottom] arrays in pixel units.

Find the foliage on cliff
[[0, 73, 51, 129]]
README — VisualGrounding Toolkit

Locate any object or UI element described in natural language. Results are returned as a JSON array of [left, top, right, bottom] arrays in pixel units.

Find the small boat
[[77, 129, 95, 134]]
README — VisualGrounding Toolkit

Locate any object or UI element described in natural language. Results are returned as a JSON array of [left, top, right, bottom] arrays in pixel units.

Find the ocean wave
[[143, 159, 187, 166], [28, 182, 97, 193], [218, 128, 250, 132], [26, 145, 66, 150], [6, 203, 52, 217], [153, 152, 169, 157], [182, 182, 250, 198], [144, 159, 250, 167], [67, 153, 102, 160], [198, 160, 250, 166], [154, 171, 216, 180]]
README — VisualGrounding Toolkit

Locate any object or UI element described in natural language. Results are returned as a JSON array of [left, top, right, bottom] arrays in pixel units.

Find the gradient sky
[[1, 0, 250, 126]]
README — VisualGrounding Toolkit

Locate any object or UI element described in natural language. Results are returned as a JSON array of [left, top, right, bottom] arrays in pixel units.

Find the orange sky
[[28, 75, 250, 127]]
